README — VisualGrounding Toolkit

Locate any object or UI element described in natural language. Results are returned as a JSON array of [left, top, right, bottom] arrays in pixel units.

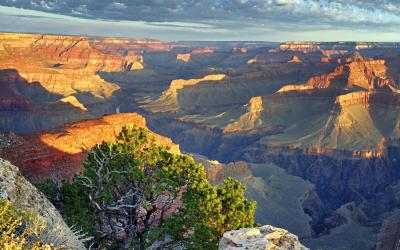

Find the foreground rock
[[0, 158, 86, 249], [219, 225, 309, 250]]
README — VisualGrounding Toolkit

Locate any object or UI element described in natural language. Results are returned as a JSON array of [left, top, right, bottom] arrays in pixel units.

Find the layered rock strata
[[1, 113, 179, 182]]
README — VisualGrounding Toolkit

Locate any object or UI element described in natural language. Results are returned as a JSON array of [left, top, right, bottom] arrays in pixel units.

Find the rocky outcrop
[[177, 53, 191, 62], [224, 96, 265, 133], [320, 56, 331, 63], [144, 74, 226, 112], [1, 113, 180, 182], [219, 225, 309, 250], [194, 155, 252, 184], [0, 158, 86, 249], [60, 96, 88, 111], [288, 55, 302, 63]]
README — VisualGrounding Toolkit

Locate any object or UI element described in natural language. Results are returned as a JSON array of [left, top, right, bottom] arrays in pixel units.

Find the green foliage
[[38, 126, 256, 249], [161, 176, 256, 249], [37, 180, 95, 235]]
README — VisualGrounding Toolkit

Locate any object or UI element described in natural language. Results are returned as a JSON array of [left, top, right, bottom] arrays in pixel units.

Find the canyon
[[1, 33, 400, 250]]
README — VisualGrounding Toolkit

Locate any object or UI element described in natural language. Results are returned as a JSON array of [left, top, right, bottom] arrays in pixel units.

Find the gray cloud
[[0, 0, 399, 38]]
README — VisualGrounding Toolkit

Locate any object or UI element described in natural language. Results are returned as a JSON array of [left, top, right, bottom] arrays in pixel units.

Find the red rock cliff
[[0, 113, 180, 182]]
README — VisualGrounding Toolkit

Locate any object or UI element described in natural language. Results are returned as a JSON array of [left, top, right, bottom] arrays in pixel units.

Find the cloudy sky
[[0, 0, 399, 41]]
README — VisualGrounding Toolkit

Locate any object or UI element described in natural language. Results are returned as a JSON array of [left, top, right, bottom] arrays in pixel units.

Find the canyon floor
[[1, 33, 400, 249]]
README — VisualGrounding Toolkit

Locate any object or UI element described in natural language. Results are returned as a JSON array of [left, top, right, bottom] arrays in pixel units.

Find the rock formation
[[219, 225, 309, 250], [88, 37, 172, 54], [0, 158, 86, 249], [320, 56, 331, 63], [0, 33, 126, 98], [0, 113, 179, 182], [0, 69, 98, 133], [224, 96, 265, 133], [278, 41, 400, 53], [233, 48, 248, 53], [279, 54, 398, 92], [288, 55, 302, 63], [144, 74, 226, 112], [177, 53, 191, 62]]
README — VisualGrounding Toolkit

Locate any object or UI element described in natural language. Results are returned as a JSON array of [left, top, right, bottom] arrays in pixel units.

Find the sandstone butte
[[288, 55, 302, 63], [223, 96, 265, 133], [278, 54, 398, 92], [0, 113, 180, 182], [0, 32, 161, 98], [144, 74, 227, 112]]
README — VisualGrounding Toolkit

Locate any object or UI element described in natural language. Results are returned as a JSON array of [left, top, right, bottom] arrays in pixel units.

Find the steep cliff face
[[0, 33, 128, 98], [374, 215, 400, 250], [0, 158, 85, 249], [88, 37, 172, 54], [0, 113, 179, 182], [0, 69, 99, 133], [279, 55, 397, 92], [219, 225, 309, 250]]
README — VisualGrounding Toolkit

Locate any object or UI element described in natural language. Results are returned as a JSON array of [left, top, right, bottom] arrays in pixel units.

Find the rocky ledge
[[0, 158, 86, 249], [219, 225, 309, 250]]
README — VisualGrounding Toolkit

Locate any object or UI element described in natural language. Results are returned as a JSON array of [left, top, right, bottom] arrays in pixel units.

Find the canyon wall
[[0, 113, 179, 182]]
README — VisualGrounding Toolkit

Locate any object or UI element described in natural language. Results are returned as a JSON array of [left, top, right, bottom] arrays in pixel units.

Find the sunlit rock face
[[279, 53, 398, 92], [219, 225, 309, 250], [143, 74, 226, 113], [0, 113, 179, 182]]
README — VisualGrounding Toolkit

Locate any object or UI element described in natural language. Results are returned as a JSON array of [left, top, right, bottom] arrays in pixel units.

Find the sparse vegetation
[[0, 199, 57, 249], [38, 126, 256, 249]]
